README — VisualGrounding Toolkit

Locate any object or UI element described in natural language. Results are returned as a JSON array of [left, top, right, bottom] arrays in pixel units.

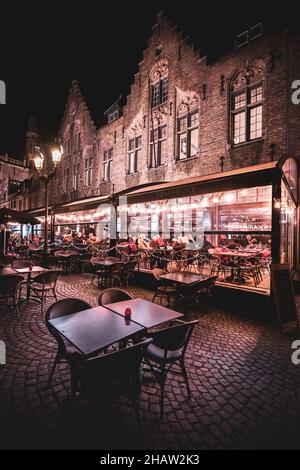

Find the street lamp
[[33, 141, 63, 265]]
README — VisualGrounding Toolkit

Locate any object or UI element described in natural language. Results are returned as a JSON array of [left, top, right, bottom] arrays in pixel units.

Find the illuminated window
[[151, 77, 168, 108], [231, 77, 263, 145], [73, 164, 80, 190], [128, 137, 141, 174], [150, 125, 167, 168], [177, 110, 199, 160], [103, 148, 113, 182], [84, 158, 93, 186]]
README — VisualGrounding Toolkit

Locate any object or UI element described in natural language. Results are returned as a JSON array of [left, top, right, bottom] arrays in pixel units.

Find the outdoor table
[[48, 306, 145, 356], [93, 259, 123, 267], [0, 267, 16, 276], [160, 272, 209, 286], [106, 298, 184, 329], [14, 266, 48, 303]]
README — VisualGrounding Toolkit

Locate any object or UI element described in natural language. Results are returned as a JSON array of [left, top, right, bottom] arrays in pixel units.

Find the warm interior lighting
[[273, 198, 281, 210]]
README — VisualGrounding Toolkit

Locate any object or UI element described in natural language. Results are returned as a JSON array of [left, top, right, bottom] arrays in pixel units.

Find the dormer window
[[108, 110, 119, 123]]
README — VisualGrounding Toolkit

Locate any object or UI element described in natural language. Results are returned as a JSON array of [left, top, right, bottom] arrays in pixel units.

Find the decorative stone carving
[[150, 104, 169, 126], [232, 60, 265, 90], [176, 87, 200, 115], [150, 59, 169, 83], [128, 108, 144, 137]]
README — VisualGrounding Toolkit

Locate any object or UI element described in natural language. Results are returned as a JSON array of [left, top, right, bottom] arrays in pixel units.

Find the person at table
[[74, 231, 84, 244], [129, 237, 138, 253], [200, 235, 214, 253], [63, 231, 73, 244], [87, 232, 98, 244], [138, 236, 150, 249]]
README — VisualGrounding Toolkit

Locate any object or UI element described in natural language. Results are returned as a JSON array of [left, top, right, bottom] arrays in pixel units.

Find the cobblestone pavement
[[0, 273, 300, 450]]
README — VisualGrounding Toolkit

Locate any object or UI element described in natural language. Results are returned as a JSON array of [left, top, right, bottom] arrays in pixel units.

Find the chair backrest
[[98, 288, 133, 306], [203, 275, 218, 289], [45, 298, 92, 354], [80, 338, 152, 400], [152, 320, 198, 353], [11, 260, 34, 269], [33, 270, 60, 286], [152, 268, 167, 281], [106, 257, 121, 262], [45, 298, 92, 322], [0, 274, 24, 294]]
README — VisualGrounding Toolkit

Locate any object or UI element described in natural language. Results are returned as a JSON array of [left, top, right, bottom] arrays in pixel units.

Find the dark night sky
[[0, 2, 296, 160]]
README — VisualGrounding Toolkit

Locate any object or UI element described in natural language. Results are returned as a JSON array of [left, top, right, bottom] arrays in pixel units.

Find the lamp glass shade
[[34, 152, 44, 171], [51, 145, 63, 166]]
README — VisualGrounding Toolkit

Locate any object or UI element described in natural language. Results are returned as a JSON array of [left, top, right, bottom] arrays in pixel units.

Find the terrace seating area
[[0, 270, 300, 450]]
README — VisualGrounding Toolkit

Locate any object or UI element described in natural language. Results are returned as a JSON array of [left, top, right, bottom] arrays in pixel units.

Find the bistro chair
[[122, 260, 138, 287], [45, 298, 93, 387], [30, 270, 60, 314], [0, 254, 16, 266], [71, 338, 152, 421], [197, 275, 218, 299], [0, 274, 24, 319], [11, 260, 35, 269], [152, 268, 177, 307], [143, 320, 198, 418], [98, 288, 133, 307], [90, 256, 106, 284]]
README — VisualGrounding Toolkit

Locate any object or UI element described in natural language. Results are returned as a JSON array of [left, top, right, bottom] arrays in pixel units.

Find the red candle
[[125, 307, 132, 319]]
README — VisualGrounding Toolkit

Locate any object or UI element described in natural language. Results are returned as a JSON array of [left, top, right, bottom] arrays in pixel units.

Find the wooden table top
[[49, 305, 145, 356], [106, 298, 183, 329], [160, 272, 210, 285]]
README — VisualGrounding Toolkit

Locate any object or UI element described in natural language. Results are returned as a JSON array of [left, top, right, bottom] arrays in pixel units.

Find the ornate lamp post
[[33, 141, 63, 265]]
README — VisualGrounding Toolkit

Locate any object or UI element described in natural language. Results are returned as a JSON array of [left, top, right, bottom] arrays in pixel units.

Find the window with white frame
[[231, 71, 263, 145], [103, 148, 113, 182], [151, 77, 168, 108], [84, 158, 93, 187], [73, 163, 80, 190], [73, 132, 82, 151], [128, 136, 141, 174], [63, 168, 70, 193], [149, 125, 167, 168], [177, 110, 199, 160], [64, 139, 71, 155]]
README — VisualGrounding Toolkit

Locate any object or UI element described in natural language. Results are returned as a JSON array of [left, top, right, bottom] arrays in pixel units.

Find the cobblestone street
[[0, 273, 300, 450]]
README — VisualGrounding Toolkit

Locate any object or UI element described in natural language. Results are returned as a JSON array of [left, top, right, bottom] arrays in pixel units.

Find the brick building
[[1, 13, 300, 286]]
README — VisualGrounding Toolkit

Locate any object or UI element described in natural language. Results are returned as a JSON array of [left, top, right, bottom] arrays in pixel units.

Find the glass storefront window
[[280, 181, 297, 270]]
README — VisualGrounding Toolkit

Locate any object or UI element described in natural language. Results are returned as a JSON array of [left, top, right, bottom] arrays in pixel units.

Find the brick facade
[[1, 14, 300, 212]]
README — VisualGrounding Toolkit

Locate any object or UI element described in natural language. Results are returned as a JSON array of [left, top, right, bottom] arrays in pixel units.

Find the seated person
[[87, 232, 98, 244], [74, 232, 85, 244]]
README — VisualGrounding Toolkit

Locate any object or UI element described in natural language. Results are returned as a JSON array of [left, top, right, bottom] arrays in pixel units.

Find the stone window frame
[[149, 124, 167, 169], [103, 148, 113, 182], [176, 108, 199, 161], [128, 136, 141, 175], [230, 62, 265, 146], [73, 163, 80, 191], [84, 157, 93, 187]]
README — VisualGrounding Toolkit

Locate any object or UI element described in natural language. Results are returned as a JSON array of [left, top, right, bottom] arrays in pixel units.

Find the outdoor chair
[[45, 298, 93, 387], [0, 274, 24, 319], [152, 268, 177, 307], [197, 275, 218, 298], [71, 338, 153, 422], [98, 288, 133, 307], [30, 270, 60, 314], [0, 254, 16, 266], [143, 320, 198, 418], [122, 260, 138, 287]]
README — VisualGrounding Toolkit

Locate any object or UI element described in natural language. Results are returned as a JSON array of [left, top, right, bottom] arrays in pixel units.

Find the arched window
[[150, 60, 169, 109], [230, 61, 265, 145]]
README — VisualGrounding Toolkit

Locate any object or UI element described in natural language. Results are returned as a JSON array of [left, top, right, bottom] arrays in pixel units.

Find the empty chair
[[143, 320, 198, 418], [122, 260, 138, 287], [45, 298, 93, 386], [71, 338, 152, 420], [11, 260, 35, 269], [152, 268, 177, 307], [0, 274, 24, 319], [31, 270, 60, 314], [197, 275, 218, 297], [98, 288, 133, 307]]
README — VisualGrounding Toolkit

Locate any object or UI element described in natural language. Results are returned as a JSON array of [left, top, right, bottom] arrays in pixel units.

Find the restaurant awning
[[0, 208, 39, 225], [116, 162, 279, 204]]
